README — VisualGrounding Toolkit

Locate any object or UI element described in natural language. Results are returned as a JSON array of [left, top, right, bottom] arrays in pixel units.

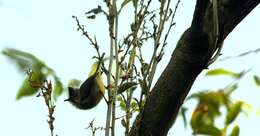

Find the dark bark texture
[[129, 0, 259, 135]]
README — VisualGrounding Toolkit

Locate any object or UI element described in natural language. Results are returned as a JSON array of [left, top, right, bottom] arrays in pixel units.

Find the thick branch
[[130, 0, 259, 135]]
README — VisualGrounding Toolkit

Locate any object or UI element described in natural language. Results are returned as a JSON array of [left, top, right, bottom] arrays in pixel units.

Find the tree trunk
[[129, 0, 259, 135]]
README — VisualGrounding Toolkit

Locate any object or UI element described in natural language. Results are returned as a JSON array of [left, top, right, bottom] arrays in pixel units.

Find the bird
[[65, 72, 105, 110], [65, 54, 107, 110]]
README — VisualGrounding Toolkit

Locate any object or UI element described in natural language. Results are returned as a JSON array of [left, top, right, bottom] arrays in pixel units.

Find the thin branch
[[26, 70, 56, 136], [86, 119, 106, 136], [219, 48, 260, 61], [72, 16, 102, 58]]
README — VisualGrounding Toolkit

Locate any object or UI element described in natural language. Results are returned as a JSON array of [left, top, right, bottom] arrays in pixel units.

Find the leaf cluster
[[2, 48, 64, 100], [187, 68, 247, 136]]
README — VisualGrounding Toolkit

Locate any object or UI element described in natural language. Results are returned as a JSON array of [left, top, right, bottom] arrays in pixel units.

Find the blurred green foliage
[[3, 47, 258, 136], [186, 68, 248, 136], [2, 48, 64, 100]]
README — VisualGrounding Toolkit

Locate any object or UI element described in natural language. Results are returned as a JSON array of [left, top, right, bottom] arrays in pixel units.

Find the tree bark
[[129, 0, 259, 135]]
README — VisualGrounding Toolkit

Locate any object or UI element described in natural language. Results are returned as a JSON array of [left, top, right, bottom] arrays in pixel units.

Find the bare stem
[[111, 0, 119, 136], [26, 70, 56, 136], [87, 119, 106, 136]]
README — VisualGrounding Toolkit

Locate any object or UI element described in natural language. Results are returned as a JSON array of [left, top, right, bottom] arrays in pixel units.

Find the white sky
[[0, 0, 259, 135]]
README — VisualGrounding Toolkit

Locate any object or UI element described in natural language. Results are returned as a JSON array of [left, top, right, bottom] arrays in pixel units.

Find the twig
[[26, 70, 56, 136], [72, 16, 102, 58], [87, 119, 106, 136], [219, 48, 260, 61]]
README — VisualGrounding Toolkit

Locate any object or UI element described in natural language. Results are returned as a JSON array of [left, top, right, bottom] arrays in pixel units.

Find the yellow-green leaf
[[2, 48, 45, 72], [191, 110, 203, 129], [225, 83, 238, 96], [253, 75, 260, 86], [120, 100, 126, 111], [16, 71, 44, 100], [256, 108, 260, 116], [53, 78, 63, 100], [121, 118, 127, 128], [117, 96, 123, 102], [180, 107, 188, 128], [225, 101, 243, 125], [195, 125, 222, 136], [3, 48, 63, 100], [206, 68, 239, 78], [16, 78, 39, 100], [131, 100, 139, 112], [118, 82, 137, 94], [230, 125, 240, 136]]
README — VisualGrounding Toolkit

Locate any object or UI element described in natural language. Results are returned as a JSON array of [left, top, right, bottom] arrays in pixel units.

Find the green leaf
[[119, 100, 126, 111], [206, 68, 239, 78], [191, 110, 203, 129], [225, 83, 238, 96], [191, 109, 222, 135], [16, 78, 39, 100], [86, 15, 96, 19], [118, 82, 137, 94], [3, 48, 64, 100], [194, 125, 222, 136], [253, 75, 260, 86], [2, 48, 45, 71], [186, 92, 202, 100], [180, 107, 188, 128], [189, 91, 228, 116], [121, 118, 127, 128], [16, 71, 45, 100], [131, 100, 139, 112], [85, 6, 102, 15], [230, 125, 240, 136], [53, 77, 63, 100], [225, 101, 243, 125], [117, 96, 123, 102]]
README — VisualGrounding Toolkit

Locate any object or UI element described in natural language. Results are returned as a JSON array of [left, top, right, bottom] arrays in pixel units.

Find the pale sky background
[[0, 0, 259, 136]]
